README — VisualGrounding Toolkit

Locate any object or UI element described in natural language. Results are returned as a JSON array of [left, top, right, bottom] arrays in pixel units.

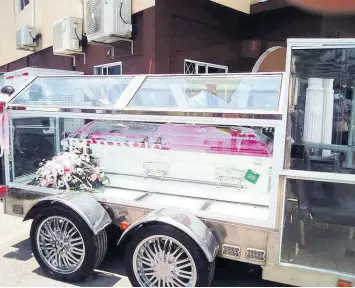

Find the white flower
[[47, 177, 54, 185], [57, 180, 64, 188], [63, 174, 72, 182]]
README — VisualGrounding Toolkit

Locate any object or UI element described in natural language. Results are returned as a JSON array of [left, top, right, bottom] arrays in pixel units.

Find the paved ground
[[0, 201, 282, 287]]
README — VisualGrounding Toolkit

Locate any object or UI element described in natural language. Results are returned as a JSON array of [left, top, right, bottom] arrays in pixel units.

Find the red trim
[[6, 76, 14, 80], [0, 186, 8, 199]]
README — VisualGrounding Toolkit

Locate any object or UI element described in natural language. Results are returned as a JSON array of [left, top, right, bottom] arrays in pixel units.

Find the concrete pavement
[[0, 201, 281, 287]]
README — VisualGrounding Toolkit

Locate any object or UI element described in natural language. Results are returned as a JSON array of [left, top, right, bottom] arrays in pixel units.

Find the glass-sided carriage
[[2, 38, 355, 287]]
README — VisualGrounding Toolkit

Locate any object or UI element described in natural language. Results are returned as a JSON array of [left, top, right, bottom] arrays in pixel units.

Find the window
[[10, 76, 134, 107], [184, 60, 228, 75], [19, 0, 30, 11], [286, 47, 355, 174], [0, 73, 4, 88], [94, 62, 122, 75], [128, 75, 282, 110]]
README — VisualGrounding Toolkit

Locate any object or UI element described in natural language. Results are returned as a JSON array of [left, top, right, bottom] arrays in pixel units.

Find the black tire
[[30, 205, 108, 282], [125, 224, 216, 287]]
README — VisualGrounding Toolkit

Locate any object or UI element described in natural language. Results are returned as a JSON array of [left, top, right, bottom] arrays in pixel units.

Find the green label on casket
[[244, 169, 260, 184]]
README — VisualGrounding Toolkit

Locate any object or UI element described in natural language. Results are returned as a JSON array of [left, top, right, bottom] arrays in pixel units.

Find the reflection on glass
[[108, 66, 121, 75], [10, 76, 134, 107], [128, 76, 282, 110], [11, 116, 274, 206], [287, 48, 355, 172], [12, 117, 56, 179], [282, 178, 355, 276]]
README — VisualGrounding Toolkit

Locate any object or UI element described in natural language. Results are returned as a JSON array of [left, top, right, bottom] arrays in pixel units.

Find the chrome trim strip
[[23, 192, 112, 235], [118, 208, 221, 262], [8, 107, 282, 120]]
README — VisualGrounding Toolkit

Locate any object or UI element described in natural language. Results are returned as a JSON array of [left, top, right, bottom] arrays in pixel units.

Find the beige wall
[[211, 0, 254, 13], [0, 0, 253, 67], [0, 0, 156, 66]]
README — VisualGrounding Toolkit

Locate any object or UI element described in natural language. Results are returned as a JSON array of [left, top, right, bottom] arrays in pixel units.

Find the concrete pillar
[[322, 79, 334, 156], [303, 78, 324, 143]]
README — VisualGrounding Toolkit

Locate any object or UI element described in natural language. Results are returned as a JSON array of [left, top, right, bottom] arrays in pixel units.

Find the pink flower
[[90, 173, 98, 182], [40, 179, 48, 187], [64, 167, 71, 174]]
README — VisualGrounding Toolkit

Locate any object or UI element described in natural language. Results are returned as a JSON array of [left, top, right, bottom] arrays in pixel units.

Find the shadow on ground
[[4, 236, 286, 287], [32, 267, 123, 287], [3, 238, 33, 261]]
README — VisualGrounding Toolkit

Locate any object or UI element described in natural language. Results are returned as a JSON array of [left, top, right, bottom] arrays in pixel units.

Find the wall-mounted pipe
[[32, 0, 36, 27], [78, 0, 84, 32]]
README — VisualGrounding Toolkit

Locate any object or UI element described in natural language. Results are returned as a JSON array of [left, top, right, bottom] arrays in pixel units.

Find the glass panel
[[9, 76, 134, 107], [11, 115, 274, 220], [129, 76, 282, 110], [95, 67, 102, 75], [108, 65, 122, 75], [197, 65, 206, 74], [11, 116, 57, 179], [282, 178, 355, 276], [286, 48, 355, 173], [20, 0, 29, 10], [208, 66, 226, 74]]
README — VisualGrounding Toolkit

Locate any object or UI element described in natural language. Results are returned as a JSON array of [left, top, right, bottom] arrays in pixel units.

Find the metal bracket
[[89, 38, 134, 57], [23, 192, 112, 235], [143, 162, 170, 180], [215, 167, 245, 188]]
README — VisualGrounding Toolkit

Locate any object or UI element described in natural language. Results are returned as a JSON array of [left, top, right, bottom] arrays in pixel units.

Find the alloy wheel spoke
[[176, 262, 192, 270], [175, 258, 190, 266], [175, 272, 193, 280], [140, 255, 153, 264], [175, 269, 192, 276], [134, 236, 196, 287], [67, 251, 80, 265], [36, 216, 85, 274], [172, 275, 186, 287], [143, 244, 156, 262]]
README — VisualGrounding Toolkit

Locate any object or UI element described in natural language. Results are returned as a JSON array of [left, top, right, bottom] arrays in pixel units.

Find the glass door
[[281, 45, 355, 276]]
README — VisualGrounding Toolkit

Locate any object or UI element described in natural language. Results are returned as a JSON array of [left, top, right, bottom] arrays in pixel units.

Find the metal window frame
[[93, 61, 123, 75], [8, 107, 284, 229], [7, 72, 285, 116], [184, 59, 229, 74], [278, 38, 355, 274], [281, 39, 355, 182], [5, 71, 287, 229], [18, 0, 29, 11]]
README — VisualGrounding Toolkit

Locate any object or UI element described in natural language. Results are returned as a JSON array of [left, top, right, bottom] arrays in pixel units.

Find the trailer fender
[[118, 208, 220, 262], [23, 192, 112, 235]]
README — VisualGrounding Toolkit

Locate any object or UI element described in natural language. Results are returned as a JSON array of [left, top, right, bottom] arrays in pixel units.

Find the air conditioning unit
[[53, 17, 83, 55], [16, 25, 37, 50], [86, 0, 132, 44]]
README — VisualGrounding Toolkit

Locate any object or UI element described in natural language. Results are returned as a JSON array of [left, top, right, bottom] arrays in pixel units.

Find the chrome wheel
[[133, 235, 197, 287], [36, 216, 85, 274]]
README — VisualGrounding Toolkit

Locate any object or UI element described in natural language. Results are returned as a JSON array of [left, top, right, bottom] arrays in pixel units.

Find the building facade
[[1, 0, 355, 78], [0, 0, 258, 76]]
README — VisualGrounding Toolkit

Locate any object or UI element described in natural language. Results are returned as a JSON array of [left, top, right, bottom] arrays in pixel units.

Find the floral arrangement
[[29, 145, 109, 192]]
